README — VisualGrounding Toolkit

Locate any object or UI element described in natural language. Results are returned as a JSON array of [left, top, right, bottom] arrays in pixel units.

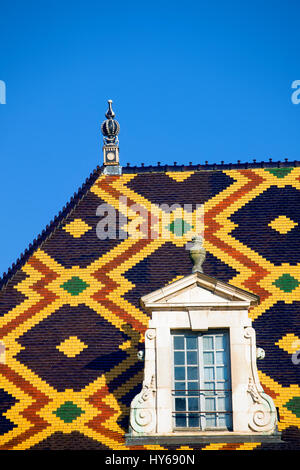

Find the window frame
[[171, 329, 233, 432]]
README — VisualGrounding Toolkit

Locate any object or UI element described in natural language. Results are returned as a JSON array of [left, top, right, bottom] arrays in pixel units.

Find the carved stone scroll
[[129, 329, 156, 435], [244, 327, 277, 433], [247, 378, 277, 432]]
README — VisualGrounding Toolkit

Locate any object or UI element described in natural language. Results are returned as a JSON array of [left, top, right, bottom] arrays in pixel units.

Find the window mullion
[[184, 336, 188, 427], [198, 333, 206, 431]]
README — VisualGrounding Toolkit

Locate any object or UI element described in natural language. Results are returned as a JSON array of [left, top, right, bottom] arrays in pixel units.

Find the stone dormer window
[[126, 270, 281, 445]]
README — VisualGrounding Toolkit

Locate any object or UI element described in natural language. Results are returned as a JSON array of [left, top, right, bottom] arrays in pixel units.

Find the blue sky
[[0, 0, 300, 275]]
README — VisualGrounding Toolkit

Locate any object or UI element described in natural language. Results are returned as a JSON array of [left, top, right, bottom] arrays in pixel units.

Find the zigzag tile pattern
[[0, 168, 299, 450]]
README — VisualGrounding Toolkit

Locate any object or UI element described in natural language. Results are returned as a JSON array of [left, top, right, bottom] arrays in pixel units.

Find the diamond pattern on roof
[[273, 274, 299, 293], [167, 218, 193, 236], [53, 401, 84, 423], [269, 215, 298, 234], [265, 168, 293, 179], [56, 336, 88, 358], [276, 333, 300, 355], [63, 218, 92, 238], [60, 276, 89, 296], [0, 168, 299, 450]]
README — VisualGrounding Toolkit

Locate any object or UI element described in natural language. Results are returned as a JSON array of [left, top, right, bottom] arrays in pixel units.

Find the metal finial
[[105, 99, 115, 119], [101, 99, 120, 146]]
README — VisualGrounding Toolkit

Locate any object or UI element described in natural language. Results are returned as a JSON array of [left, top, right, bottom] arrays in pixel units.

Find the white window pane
[[204, 382, 215, 393], [215, 335, 226, 349], [216, 366, 227, 380], [205, 397, 216, 411], [217, 381, 225, 390], [218, 414, 227, 428], [205, 415, 216, 428], [203, 336, 213, 350], [204, 366, 215, 380], [217, 396, 226, 410], [216, 350, 225, 364], [203, 351, 214, 365]]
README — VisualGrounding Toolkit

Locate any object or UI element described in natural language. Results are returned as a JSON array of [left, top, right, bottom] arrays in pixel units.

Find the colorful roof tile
[[0, 163, 299, 450]]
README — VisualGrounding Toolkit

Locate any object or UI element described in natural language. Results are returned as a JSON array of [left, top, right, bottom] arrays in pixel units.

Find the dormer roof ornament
[[188, 235, 206, 273]]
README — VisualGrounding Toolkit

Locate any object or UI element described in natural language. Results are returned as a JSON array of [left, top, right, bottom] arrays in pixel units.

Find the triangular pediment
[[140, 272, 259, 310], [165, 284, 232, 303]]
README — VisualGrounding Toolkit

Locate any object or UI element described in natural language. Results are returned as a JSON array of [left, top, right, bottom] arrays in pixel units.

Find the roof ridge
[[123, 159, 300, 173], [0, 165, 102, 289]]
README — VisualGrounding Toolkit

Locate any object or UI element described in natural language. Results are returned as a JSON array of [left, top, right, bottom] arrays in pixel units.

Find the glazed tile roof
[[0, 162, 300, 450]]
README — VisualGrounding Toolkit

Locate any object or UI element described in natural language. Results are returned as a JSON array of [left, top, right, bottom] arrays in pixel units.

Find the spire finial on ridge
[[101, 99, 120, 146], [101, 100, 121, 173], [105, 99, 116, 119]]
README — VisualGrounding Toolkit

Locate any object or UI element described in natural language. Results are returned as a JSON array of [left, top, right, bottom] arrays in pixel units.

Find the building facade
[[0, 105, 299, 450]]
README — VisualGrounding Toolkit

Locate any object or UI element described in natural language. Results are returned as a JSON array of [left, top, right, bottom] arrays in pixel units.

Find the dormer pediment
[[140, 272, 259, 310]]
